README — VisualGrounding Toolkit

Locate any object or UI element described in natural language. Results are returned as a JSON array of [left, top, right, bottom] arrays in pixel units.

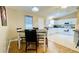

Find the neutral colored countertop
[[73, 29, 79, 32]]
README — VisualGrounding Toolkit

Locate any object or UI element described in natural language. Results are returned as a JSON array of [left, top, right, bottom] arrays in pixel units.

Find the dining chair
[[25, 29, 38, 52], [16, 28, 25, 49], [37, 29, 48, 52]]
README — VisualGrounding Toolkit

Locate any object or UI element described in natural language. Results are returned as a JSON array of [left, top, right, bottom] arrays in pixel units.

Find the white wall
[[0, 26, 8, 52], [0, 12, 8, 52]]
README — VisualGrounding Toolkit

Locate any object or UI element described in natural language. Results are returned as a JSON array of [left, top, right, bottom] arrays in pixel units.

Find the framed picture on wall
[[0, 6, 7, 26]]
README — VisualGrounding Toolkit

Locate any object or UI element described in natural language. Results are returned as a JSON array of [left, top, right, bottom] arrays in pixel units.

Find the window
[[24, 16, 33, 29], [48, 20, 54, 27], [38, 17, 44, 29]]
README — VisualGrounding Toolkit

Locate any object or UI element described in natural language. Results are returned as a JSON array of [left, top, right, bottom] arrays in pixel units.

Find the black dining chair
[[25, 29, 38, 52]]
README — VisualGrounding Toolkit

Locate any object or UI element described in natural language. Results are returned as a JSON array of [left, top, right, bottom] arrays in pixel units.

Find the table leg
[[44, 36, 46, 52], [18, 35, 21, 49]]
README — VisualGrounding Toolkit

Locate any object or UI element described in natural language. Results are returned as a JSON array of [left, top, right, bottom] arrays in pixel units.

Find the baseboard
[[7, 39, 18, 53]]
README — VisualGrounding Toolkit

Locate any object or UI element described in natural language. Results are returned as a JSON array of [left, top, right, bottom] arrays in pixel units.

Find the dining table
[[16, 29, 48, 52]]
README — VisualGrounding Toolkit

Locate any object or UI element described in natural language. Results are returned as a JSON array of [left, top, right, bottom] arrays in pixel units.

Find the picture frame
[[0, 6, 7, 26]]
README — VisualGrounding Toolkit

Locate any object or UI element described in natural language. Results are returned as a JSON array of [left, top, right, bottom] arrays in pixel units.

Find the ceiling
[[7, 6, 78, 18]]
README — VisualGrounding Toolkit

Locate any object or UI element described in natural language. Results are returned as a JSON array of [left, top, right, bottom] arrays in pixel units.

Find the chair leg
[[26, 42, 27, 52], [36, 42, 37, 53], [46, 38, 48, 47]]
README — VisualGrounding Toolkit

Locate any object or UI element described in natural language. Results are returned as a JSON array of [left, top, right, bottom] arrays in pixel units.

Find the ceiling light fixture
[[32, 7, 39, 12]]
